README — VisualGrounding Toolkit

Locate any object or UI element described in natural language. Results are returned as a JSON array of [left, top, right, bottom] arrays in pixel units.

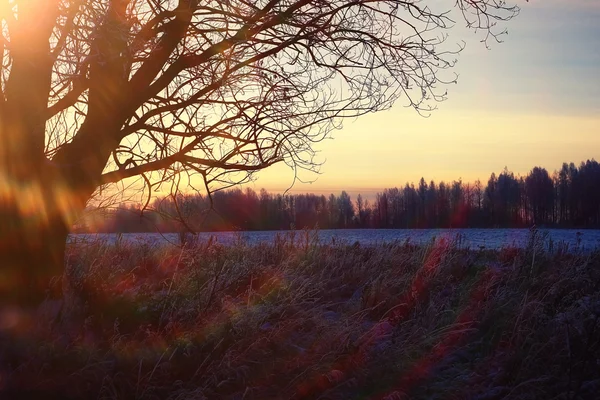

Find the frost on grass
[[1, 234, 599, 399]]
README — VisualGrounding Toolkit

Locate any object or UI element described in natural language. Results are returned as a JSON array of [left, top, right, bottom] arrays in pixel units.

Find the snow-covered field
[[69, 228, 600, 251]]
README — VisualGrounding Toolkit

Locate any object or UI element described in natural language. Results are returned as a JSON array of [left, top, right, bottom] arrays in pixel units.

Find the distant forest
[[78, 160, 600, 232]]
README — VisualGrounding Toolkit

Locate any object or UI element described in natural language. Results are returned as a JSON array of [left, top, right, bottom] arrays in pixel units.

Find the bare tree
[[0, 0, 520, 304]]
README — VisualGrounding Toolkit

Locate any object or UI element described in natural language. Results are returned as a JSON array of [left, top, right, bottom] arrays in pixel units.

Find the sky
[[245, 0, 600, 198]]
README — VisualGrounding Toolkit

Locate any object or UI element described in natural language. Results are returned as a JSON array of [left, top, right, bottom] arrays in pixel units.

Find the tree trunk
[[1, 212, 66, 308], [0, 173, 85, 309], [0, 0, 110, 313]]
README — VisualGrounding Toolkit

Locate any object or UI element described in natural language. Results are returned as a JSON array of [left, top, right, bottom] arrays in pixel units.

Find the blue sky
[[452, 0, 600, 115]]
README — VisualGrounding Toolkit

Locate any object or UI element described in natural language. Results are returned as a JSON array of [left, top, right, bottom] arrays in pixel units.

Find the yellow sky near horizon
[[248, 109, 600, 196]]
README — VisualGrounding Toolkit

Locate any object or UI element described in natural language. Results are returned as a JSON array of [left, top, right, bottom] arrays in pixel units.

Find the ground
[[1, 231, 599, 399]]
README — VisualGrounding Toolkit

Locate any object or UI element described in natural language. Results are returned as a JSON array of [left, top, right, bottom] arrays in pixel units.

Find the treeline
[[77, 159, 600, 232]]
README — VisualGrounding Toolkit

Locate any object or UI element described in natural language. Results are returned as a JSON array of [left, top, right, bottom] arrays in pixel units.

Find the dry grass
[[1, 231, 599, 399]]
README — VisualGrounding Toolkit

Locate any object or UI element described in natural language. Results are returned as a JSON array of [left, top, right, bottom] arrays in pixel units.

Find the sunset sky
[[245, 0, 600, 198]]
